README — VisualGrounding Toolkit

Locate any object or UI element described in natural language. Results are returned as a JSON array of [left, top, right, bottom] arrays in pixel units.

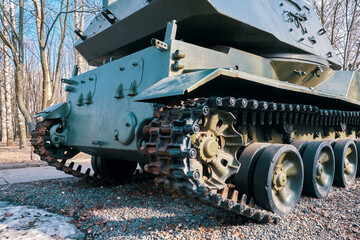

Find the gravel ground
[[0, 176, 359, 240]]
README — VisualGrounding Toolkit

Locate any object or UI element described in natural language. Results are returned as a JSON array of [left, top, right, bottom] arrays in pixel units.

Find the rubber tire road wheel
[[356, 140, 360, 177], [291, 140, 309, 155], [333, 139, 358, 187], [302, 141, 335, 198], [91, 156, 138, 181], [235, 143, 270, 197], [253, 144, 304, 215]]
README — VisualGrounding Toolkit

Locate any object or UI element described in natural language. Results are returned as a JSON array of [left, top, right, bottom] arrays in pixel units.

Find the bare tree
[[0, 0, 34, 133], [74, 0, 85, 74], [1, 0, 15, 146], [311, 0, 360, 71], [0, 43, 6, 143], [32, 0, 70, 109]]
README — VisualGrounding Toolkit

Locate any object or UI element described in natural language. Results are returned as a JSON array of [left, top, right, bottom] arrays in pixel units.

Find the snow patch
[[0, 201, 85, 240]]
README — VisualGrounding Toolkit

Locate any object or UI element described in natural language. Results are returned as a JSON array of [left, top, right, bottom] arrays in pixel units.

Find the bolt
[[202, 106, 210, 115], [216, 194, 223, 203], [193, 170, 200, 180], [174, 50, 185, 59], [188, 148, 197, 158], [193, 124, 200, 133]]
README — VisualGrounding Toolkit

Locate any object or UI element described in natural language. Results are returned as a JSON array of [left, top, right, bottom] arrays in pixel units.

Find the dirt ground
[[0, 140, 90, 165]]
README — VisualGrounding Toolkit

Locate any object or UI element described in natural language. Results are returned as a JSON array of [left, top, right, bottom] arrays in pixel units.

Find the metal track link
[[141, 96, 360, 224], [31, 120, 153, 186]]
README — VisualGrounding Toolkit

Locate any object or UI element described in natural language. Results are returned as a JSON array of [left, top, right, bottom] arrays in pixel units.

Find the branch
[[0, 3, 20, 43], [0, 31, 18, 65], [44, 9, 97, 48]]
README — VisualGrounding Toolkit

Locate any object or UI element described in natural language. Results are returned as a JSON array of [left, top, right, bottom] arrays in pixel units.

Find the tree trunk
[[3, 4, 14, 146], [32, 0, 52, 109], [17, 107, 27, 149], [0, 58, 6, 143], [74, 0, 85, 74], [4, 45, 14, 146], [47, 0, 70, 106], [16, 0, 34, 133], [15, 63, 33, 132]]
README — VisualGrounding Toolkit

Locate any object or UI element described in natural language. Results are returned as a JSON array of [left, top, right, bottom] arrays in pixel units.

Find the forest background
[[0, 0, 359, 149]]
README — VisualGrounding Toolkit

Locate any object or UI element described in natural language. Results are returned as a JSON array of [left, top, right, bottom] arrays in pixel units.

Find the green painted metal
[[316, 71, 360, 103], [76, 0, 340, 68], [36, 1, 360, 163], [34, 102, 68, 120]]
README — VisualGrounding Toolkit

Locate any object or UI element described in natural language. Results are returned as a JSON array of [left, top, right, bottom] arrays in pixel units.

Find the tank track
[[140, 96, 360, 224], [31, 120, 153, 185]]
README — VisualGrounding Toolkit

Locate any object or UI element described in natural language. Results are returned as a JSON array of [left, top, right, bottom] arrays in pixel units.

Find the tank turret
[[76, 0, 340, 69]]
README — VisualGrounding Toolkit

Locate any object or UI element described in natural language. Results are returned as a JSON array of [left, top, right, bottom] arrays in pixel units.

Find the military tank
[[31, 0, 360, 223]]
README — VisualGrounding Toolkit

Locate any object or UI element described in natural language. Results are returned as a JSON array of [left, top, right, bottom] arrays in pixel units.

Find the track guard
[[33, 102, 68, 120]]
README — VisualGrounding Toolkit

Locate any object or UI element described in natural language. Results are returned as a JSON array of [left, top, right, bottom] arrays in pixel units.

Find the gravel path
[[0, 177, 359, 240]]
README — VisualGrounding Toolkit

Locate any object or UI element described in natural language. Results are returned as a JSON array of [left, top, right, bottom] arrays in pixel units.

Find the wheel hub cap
[[344, 158, 350, 174], [273, 167, 287, 191], [203, 138, 219, 159], [316, 164, 324, 179]]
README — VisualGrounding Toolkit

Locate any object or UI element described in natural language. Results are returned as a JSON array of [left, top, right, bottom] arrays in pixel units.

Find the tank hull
[[76, 0, 340, 68], [39, 36, 360, 162]]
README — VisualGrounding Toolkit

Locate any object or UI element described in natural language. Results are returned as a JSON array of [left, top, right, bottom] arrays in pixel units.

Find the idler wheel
[[42, 122, 79, 160], [235, 143, 270, 197], [91, 156, 138, 181], [253, 144, 304, 215], [333, 140, 358, 187], [301, 141, 335, 198]]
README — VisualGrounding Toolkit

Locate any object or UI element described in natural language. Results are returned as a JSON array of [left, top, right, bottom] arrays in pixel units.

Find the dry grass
[[0, 140, 90, 165]]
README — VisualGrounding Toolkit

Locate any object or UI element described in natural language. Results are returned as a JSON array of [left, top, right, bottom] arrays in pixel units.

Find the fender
[[135, 68, 360, 108], [33, 102, 68, 120]]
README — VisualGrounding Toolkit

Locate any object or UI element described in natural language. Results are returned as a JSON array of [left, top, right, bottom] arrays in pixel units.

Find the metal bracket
[[164, 20, 177, 41], [74, 29, 87, 40], [101, 9, 117, 24], [49, 124, 68, 148], [151, 38, 168, 51]]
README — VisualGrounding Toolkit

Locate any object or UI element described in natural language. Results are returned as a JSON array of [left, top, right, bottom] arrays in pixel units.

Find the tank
[[32, 0, 360, 223]]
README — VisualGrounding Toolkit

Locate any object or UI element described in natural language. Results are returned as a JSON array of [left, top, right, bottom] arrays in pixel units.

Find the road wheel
[[91, 156, 137, 181], [253, 144, 304, 215], [301, 141, 335, 198], [333, 139, 357, 187]]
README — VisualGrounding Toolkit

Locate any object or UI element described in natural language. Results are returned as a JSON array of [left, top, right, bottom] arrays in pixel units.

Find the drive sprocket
[[190, 110, 243, 189]]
